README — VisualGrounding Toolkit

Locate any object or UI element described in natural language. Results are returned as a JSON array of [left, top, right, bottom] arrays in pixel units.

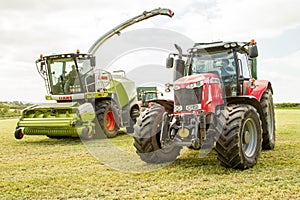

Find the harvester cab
[[15, 8, 174, 140], [36, 51, 96, 98], [134, 40, 275, 169]]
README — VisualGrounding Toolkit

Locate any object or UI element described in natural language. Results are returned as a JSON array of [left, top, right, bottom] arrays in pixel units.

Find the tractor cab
[[187, 41, 258, 97], [166, 40, 258, 114], [36, 52, 96, 96]]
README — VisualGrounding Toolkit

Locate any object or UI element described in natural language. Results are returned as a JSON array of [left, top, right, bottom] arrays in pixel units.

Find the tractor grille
[[174, 87, 202, 112]]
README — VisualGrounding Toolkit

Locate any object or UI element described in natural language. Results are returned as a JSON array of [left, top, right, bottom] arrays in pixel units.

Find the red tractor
[[133, 40, 275, 169]]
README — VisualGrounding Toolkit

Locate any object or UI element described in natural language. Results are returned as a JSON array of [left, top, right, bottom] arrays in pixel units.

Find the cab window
[[237, 53, 251, 79]]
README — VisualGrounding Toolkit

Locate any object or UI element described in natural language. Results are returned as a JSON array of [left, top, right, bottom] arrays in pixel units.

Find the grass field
[[1, 109, 299, 199]]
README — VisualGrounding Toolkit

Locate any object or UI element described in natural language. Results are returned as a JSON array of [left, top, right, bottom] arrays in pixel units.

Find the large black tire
[[260, 89, 275, 150], [133, 105, 182, 163], [215, 104, 262, 169], [95, 100, 119, 138]]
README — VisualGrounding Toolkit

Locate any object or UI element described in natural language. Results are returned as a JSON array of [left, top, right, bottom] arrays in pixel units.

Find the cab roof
[[191, 41, 249, 54]]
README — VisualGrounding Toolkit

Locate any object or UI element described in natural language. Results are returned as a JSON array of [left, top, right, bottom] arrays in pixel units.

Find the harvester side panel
[[112, 78, 137, 108]]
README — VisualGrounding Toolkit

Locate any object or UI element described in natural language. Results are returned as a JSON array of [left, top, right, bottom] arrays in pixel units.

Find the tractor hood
[[174, 73, 220, 89]]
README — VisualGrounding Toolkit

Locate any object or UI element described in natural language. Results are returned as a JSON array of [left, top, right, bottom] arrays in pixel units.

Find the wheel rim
[[105, 111, 115, 131], [242, 118, 257, 157]]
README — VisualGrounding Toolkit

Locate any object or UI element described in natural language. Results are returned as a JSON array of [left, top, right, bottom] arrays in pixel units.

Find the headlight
[[186, 81, 202, 89], [174, 105, 183, 112], [186, 104, 201, 111], [224, 42, 237, 48]]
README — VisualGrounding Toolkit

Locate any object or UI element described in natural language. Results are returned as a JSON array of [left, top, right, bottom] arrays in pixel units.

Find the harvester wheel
[[96, 100, 119, 138], [133, 105, 182, 164], [14, 129, 23, 140], [215, 104, 262, 169], [260, 89, 275, 150]]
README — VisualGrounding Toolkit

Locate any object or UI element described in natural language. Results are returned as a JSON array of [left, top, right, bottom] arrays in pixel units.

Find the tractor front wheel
[[133, 105, 182, 163], [215, 104, 262, 169], [96, 100, 119, 138]]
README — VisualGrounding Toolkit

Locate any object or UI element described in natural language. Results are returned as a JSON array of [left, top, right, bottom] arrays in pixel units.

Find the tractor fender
[[148, 99, 174, 114], [226, 96, 267, 138], [248, 80, 273, 101]]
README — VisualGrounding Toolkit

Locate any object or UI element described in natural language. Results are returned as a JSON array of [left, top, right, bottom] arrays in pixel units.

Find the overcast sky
[[1, 0, 299, 103]]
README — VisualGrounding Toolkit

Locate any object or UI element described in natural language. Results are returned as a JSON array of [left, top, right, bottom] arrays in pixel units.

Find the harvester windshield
[[37, 53, 95, 95]]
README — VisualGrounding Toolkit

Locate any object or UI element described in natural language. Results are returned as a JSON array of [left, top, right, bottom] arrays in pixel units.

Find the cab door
[[237, 53, 252, 95]]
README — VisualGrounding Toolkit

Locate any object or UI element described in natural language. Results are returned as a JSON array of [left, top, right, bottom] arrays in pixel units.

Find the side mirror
[[249, 44, 258, 58], [90, 56, 96, 67], [40, 62, 46, 72], [174, 59, 185, 81], [166, 57, 174, 68]]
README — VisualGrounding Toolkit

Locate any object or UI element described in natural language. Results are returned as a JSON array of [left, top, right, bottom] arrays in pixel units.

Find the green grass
[[1, 109, 299, 199]]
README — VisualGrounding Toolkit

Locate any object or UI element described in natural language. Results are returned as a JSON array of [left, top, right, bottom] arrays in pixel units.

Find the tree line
[[0, 101, 33, 118], [0, 101, 299, 118]]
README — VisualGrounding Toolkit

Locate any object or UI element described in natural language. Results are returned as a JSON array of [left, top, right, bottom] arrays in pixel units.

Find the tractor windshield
[[189, 50, 238, 97], [189, 51, 236, 78], [47, 56, 93, 95]]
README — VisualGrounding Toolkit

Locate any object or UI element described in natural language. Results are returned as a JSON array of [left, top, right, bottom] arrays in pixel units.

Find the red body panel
[[247, 80, 270, 101], [174, 73, 224, 114]]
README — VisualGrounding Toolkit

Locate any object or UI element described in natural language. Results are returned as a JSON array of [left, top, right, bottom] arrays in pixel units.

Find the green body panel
[[18, 118, 75, 127], [111, 77, 137, 108], [250, 58, 257, 79]]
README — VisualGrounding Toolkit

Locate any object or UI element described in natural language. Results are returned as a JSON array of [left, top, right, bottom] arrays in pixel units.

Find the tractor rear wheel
[[215, 104, 262, 169], [96, 100, 119, 138], [133, 105, 182, 163], [260, 89, 275, 150]]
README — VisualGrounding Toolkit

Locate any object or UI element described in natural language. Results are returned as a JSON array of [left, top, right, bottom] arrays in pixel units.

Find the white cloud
[[0, 0, 299, 102], [260, 50, 300, 102], [214, 0, 300, 39]]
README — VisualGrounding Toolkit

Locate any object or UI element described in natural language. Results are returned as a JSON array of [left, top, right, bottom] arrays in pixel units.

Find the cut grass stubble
[[0, 109, 299, 199]]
